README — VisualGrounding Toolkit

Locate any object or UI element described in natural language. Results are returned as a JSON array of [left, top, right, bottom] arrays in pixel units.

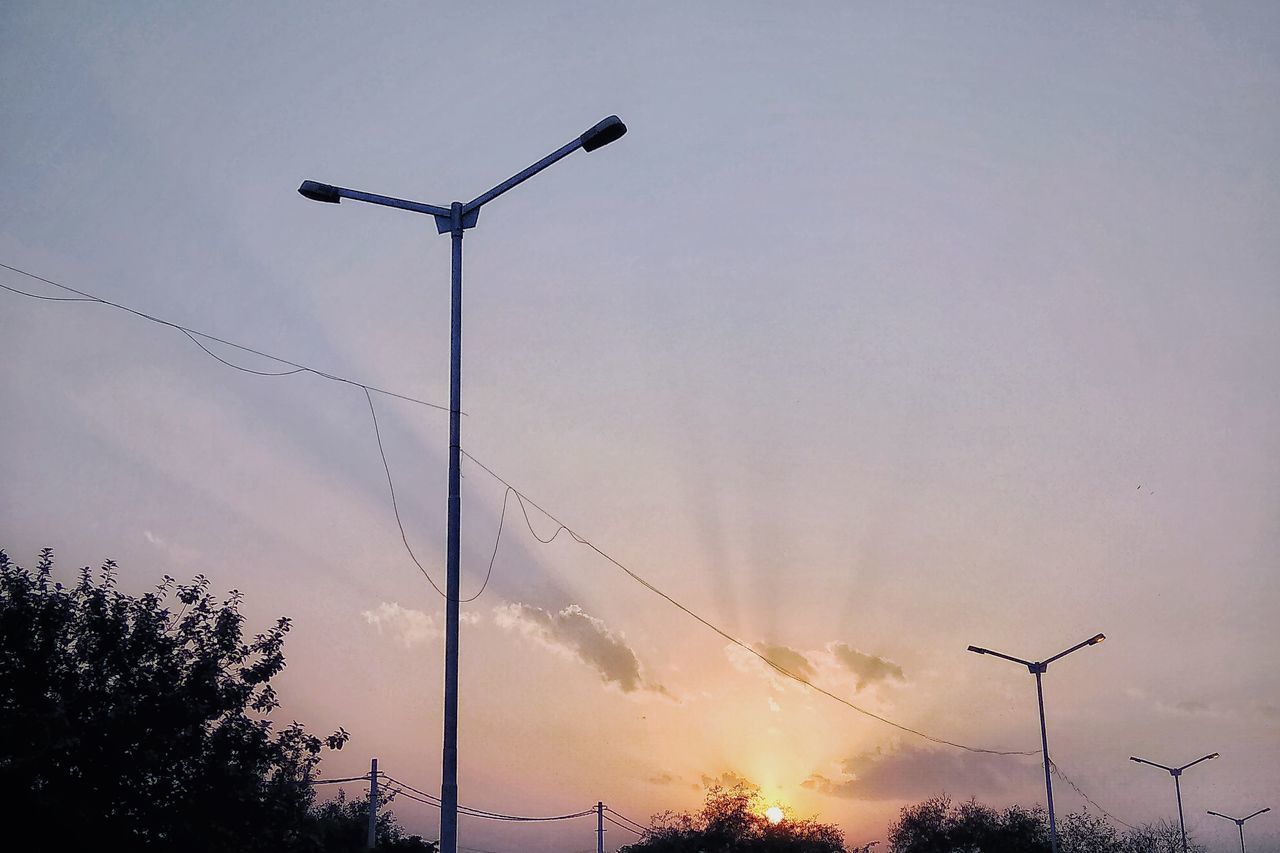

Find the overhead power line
[[380, 776, 593, 823], [604, 809, 645, 829], [604, 807, 650, 834], [308, 774, 373, 785], [8, 261, 1045, 757], [0, 262, 452, 412]]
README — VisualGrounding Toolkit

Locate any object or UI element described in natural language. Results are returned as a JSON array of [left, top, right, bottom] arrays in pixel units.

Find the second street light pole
[[967, 633, 1106, 853], [1207, 807, 1271, 853], [298, 115, 627, 853], [1129, 753, 1219, 853]]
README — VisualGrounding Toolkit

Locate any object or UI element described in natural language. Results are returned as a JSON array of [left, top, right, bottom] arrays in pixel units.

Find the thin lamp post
[[1207, 807, 1270, 853], [967, 633, 1106, 853], [1129, 753, 1219, 853], [298, 115, 627, 853]]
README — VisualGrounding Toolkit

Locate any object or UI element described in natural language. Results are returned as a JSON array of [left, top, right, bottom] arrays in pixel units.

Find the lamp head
[[581, 115, 627, 152], [299, 181, 341, 203], [1089, 633, 1106, 645], [967, 646, 987, 654], [1129, 757, 1141, 763], [1208, 753, 1220, 760]]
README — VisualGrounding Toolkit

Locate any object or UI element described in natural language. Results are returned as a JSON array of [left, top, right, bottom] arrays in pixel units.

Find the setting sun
[[765, 806, 784, 825]]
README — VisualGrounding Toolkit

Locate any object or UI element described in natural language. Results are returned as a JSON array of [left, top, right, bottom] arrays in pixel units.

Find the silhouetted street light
[[1129, 753, 1219, 853], [297, 115, 627, 853], [967, 633, 1106, 853], [1207, 807, 1270, 853]]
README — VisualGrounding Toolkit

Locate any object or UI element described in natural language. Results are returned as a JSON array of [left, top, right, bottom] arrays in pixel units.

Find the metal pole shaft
[[440, 202, 464, 853], [1239, 822, 1246, 853], [1035, 671, 1058, 853], [597, 801, 605, 853], [367, 757, 379, 848], [1174, 775, 1187, 853]]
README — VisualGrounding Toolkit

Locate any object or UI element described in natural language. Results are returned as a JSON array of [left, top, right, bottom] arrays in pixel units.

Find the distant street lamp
[[1207, 807, 1270, 853], [298, 115, 627, 853], [1129, 753, 1219, 853], [967, 633, 1106, 853]]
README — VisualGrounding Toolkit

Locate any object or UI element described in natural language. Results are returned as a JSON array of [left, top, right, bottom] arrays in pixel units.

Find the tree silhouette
[[619, 783, 845, 853], [0, 548, 349, 852], [887, 796, 1204, 853], [309, 789, 437, 851]]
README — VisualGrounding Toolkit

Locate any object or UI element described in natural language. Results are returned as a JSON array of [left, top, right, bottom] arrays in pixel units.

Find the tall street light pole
[[297, 115, 628, 853], [1129, 753, 1219, 853], [1207, 807, 1270, 853], [967, 633, 1106, 853]]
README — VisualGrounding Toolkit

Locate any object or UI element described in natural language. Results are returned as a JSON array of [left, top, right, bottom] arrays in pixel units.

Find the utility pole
[[367, 757, 379, 849], [596, 801, 605, 853]]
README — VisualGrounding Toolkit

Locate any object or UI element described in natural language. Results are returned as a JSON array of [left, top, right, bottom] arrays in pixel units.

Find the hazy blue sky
[[3, 2, 1278, 850]]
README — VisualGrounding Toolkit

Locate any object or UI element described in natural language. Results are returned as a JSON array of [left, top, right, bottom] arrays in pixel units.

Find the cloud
[[1152, 697, 1229, 719], [724, 642, 812, 692], [647, 772, 678, 785], [141, 529, 200, 563], [725, 640, 907, 699], [801, 745, 1030, 802], [828, 643, 906, 690], [494, 602, 666, 695], [701, 771, 759, 792], [362, 602, 440, 647], [756, 643, 816, 680]]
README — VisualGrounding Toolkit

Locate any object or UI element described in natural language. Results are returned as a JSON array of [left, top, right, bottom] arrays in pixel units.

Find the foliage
[[0, 548, 350, 852], [309, 789, 437, 851], [887, 796, 1203, 853], [619, 783, 846, 853], [888, 796, 1048, 853]]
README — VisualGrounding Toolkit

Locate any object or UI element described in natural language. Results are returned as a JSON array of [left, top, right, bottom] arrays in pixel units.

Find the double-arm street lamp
[[298, 115, 627, 853], [1129, 752, 1219, 853], [1207, 807, 1270, 853], [967, 633, 1106, 853]]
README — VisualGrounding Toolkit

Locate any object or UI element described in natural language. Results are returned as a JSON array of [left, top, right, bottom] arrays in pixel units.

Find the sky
[[2, 1, 1278, 850]]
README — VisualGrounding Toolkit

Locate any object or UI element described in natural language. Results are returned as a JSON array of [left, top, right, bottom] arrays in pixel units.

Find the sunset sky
[[2, 2, 1278, 851]]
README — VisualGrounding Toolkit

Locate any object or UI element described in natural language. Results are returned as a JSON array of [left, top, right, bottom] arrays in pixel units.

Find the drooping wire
[[0, 261, 451, 412], [460, 486, 512, 604], [460, 449, 1036, 758], [514, 491, 584, 545], [0, 280, 97, 302], [179, 328, 305, 376], [364, 388, 447, 598], [362, 392, 510, 603], [1048, 758, 1137, 830]]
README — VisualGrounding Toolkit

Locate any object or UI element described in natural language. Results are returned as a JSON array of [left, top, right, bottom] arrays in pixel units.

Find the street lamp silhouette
[[1207, 807, 1270, 853], [297, 115, 627, 853], [967, 633, 1106, 853], [1129, 753, 1219, 853]]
